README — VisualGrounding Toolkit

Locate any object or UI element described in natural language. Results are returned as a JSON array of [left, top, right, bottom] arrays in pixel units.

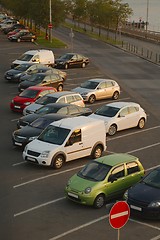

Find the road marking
[[108, 125, 160, 141], [150, 235, 160, 240], [66, 75, 104, 81], [127, 142, 160, 154], [14, 197, 65, 217], [13, 165, 85, 188], [86, 97, 130, 107], [111, 210, 129, 219], [12, 161, 26, 166]]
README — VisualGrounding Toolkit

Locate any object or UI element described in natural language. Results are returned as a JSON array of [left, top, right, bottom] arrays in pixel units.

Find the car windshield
[[36, 96, 57, 105], [19, 89, 39, 98], [94, 105, 120, 117], [80, 81, 99, 89], [30, 117, 53, 129], [59, 54, 73, 60], [14, 64, 31, 71], [142, 169, 160, 189], [78, 161, 111, 181], [17, 53, 33, 61], [28, 74, 45, 83], [38, 125, 70, 145], [36, 105, 59, 114]]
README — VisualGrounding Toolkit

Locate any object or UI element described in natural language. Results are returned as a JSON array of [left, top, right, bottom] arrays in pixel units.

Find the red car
[[10, 86, 56, 113]]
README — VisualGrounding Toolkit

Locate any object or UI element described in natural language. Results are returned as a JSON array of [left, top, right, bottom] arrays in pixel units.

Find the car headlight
[[11, 99, 14, 103], [29, 136, 38, 141], [66, 179, 72, 187], [24, 102, 32, 106], [24, 145, 28, 152], [40, 151, 50, 158], [148, 201, 160, 208], [84, 187, 92, 194], [123, 190, 128, 200]]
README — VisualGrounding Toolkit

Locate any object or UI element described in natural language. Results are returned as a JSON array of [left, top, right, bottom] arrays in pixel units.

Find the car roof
[[40, 113, 69, 121], [44, 103, 72, 108], [46, 91, 80, 98], [95, 153, 139, 166], [88, 78, 116, 83], [27, 86, 55, 91], [106, 101, 140, 108]]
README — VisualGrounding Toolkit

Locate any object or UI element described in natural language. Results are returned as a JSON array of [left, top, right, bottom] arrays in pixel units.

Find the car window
[[126, 161, 140, 175], [57, 107, 68, 115], [58, 97, 65, 103], [38, 90, 50, 98], [107, 81, 114, 87], [128, 106, 139, 114], [74, 95, 82, 101], [50, 74, 59, 81], [66, 95, 75, 103], [68, 105, 79, 115], [119, 107, 129, 117], [67, 129, 81, 145], [98, 82, 106, 89], [108, 165, 125, 181], [42, 75, 51, 83]]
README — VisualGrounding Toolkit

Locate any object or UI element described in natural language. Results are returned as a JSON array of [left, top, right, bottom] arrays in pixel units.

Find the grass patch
[[36, 32, 67, 48]]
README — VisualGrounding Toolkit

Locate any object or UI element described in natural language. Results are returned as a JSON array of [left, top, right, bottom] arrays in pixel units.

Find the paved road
[[0, 28, 160, 240]]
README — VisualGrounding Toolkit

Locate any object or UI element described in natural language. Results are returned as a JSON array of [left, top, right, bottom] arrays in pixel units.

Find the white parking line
[[150, 235, 160, 240], [14, 197, 65, 217], [127, 142, 160, 154], [13, 165, 85, 188], [66, 75, 104, 81], [86, 97, 130, 107]]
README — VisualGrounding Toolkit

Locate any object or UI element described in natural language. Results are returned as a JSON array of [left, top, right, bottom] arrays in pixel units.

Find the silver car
[[72, 78, 120, 103]]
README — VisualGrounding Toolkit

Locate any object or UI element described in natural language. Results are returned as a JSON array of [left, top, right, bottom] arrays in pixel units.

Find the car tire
[[137, 118, 145, 129], [17, 38, 21, 42], [112, 91, 119, 100], [57, 84, 63, 91], [64, 63, 69, 69], [81, 62, 86, 68], [94, 194, 105, 209], [91, 145, 102, 159], [88, 94, 96, 104], [52, 155, 64, 169], [108, 124, 117, 136]]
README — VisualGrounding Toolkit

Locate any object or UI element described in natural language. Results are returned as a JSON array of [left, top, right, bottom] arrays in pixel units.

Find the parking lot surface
[[0, 29, 160, 240]]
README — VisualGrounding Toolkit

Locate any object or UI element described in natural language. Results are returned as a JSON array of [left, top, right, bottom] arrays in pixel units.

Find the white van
[[11, 49, 55, 68], [23, 116, 107, 169]]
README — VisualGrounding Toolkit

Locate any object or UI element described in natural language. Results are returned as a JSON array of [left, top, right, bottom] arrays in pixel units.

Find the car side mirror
[[108, 174, 117, 183]]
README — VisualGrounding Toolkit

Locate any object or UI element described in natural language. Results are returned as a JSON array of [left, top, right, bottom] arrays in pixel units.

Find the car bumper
[[65, 188, 94, 206]]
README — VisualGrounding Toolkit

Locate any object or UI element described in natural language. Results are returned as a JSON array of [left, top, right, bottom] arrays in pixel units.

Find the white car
[[72, 78, 120, 103], [89, 102, 147, 135], [23, 91, 85, 115]]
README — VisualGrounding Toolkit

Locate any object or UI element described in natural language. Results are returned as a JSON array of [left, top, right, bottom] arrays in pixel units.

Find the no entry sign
[[109, 201, 130, 229]]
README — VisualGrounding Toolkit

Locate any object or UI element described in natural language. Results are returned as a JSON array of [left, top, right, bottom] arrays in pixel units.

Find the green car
[[65, 153, 145, 208]]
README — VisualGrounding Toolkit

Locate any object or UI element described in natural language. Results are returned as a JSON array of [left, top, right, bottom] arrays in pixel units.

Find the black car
[[124, 167, 160, 219], [3, 24, 26, 34], [18, 73, 64, 92], [12, 114, 68, 147], [17, 103, 93, 128], [55, 53, 89, 69], [4, 63, 45, 82], [8, 31, 36, 42]]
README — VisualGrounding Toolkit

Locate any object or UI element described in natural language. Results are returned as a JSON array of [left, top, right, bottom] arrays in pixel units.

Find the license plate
[[27, 156, 36, 162], [130, 205, 142, 211], [68, 192, 79, 199], [14, 105, 20, 109], [6, 76, 11, 79], [15, 142, 22, 146]]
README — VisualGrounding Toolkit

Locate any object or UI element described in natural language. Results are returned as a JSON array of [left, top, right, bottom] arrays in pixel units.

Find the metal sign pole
[[49, 0, 52, 43], [118, 229, 120, 240]]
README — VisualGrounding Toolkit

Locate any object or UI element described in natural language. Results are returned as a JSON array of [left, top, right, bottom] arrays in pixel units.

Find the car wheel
[[64, 63, 69, 69], [57, 84, 63, 92], [52, 155, 64, 169], [94, 194, 105, 209], [137, 118, 145, 129], [88, 94, 96, 104], [17, 38, 21, 42], [108, 124, 117, 136], [81, 62, 86, 68], [112, 91, 119, 100], [91, 145, 102, 159]]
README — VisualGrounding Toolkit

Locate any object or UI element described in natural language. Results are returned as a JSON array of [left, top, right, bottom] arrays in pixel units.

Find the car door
[[41, 75, 52, 87], [115, 107, 132, 131], [69, 54, 79, 68], [105, 80, 116, 98], [104, 164, 126, 199], [95, 82, 108, 100], [128, 106, 141, 127]]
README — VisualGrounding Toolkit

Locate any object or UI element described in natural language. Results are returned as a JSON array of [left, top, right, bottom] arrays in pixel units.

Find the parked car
[[10, 86, 56, 113], [3, 23, 25, 34], [17, 103, 93, 128], [4, 63, 47, 82], [55, 53, 89, 69], [90, 102, 147, 135], [124, 167, 160, 219], [72, 78, 120, 103], [23, 91, 85, 115], [19, 67, 67, 82], [65, 153, 145, 208], [8, 31, 36, 42], [18, 73, 64, 92], [7, 28, 26, 37], [12, 114, 68, 147]]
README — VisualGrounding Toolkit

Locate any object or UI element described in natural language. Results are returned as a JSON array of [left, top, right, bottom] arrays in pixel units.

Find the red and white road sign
[[109, 201, 130, 229], [48, 23, 52, 28]]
